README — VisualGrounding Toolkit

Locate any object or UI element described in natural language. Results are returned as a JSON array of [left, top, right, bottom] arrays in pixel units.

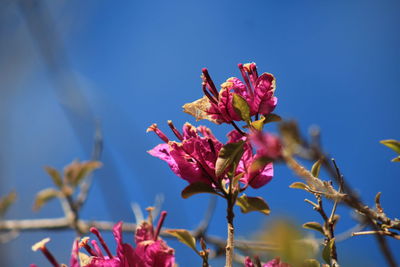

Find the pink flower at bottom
[[245, 256, 291, 267]]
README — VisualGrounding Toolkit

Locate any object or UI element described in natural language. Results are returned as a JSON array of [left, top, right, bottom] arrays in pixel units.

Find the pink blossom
[[148, 122, 275, 189], [228, 131, 274, 189], [250, 131, 282, 160], [183, 63, 277, 124], [147, 122, 224, 186]]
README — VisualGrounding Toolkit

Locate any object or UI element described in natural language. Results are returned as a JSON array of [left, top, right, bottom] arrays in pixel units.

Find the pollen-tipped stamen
[[147, 124, 170, 143], [238, 63, 254, 96], [79, 237, 96, 256], [202, 68, 219, 99], [32, 238, 59, 267], [90, 227, 113, 258], [154, 211, 167, 241], [167, 120, 184, 141]]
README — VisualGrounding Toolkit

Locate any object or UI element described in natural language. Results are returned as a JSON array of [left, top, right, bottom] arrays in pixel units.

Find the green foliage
[[236, 194, 270, 215], [165, 229, 198, 254], [215, 140, 245, 177], [322, 238, 335, 264], [311, 160, 322, 178], [33, 188, 60, 211], [232, 93, 251, 123], [380, 139, 400, 162], [303, 222, 324, 235], [181, 182, 218, 199], [0, 191, 17, 217]]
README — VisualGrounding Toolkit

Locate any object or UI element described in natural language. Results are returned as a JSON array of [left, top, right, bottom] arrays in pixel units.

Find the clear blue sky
[[0, 0, 399, 266]]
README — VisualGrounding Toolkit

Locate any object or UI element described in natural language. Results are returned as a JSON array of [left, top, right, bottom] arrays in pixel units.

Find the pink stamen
[[154, 211, 167, 241], [40, 247, 60, 267], [91, 240, 104, 258], [167, 121, 184, 141], [147, 124, 170, 143], [90, 227, 113, 258], [202, 68, 219, 99], [83, 243, 96, 256], [202, 83, 218, 105], [238, 63, 254, 96]]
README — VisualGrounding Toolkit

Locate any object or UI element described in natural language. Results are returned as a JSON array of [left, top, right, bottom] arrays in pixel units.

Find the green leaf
[[311, 160, 322, 178], [215, 141, 245, 177], [303, 259, 320, 267], [303, 222, 324, 234], [289, 182, 308, 190], [232, 173, 244, 188], [236, 194, 270, 215], [165, 229, 198, 254], [322, 238, 335, 264], [33, 188, 60, 211], [264, 113, 282, 124], [380, 139, 400, 154], [392, 156, 400, 162], [44, 166, 63, 188], [64, 161, 102, 187], [181, 182, 218, 199], [0, 191, 17, 217], [250, 117, 266, 131], [232, 93, 251, 123]]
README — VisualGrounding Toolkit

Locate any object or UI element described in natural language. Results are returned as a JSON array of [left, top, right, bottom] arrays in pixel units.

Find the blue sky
[[0, 0, 399, 266]]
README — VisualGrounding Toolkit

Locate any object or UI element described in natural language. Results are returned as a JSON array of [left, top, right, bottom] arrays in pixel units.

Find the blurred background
[[0, 0, 399, 266]]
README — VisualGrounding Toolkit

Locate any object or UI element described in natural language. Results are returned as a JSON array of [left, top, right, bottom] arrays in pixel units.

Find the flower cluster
[[32, 212, 174, 267], [245, 256, 291, 267], [147, 122, 274, 189], [183, 63, 277, 124]]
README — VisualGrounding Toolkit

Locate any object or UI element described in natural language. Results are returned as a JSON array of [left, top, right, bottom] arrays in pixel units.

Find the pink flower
[[147, 122, 224, 186], [245, 256, 291, 267], [228, 131, 274, 189], [148, 122, 274, 190], [80, 211, 175, 267], [250, 131, 282, 160], [183, 63, 277, 124]]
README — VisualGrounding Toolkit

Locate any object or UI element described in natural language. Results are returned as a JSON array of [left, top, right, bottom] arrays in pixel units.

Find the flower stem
[[225, 196, 235, 267]]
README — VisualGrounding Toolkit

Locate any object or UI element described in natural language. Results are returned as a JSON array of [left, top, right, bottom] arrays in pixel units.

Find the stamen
[[202, 83, 218, 105], [202, 68, 219, 99], [238, 63, 253, 96], [79, 237, 96, 256], [91, 240, 104, 258], [167, 120, 184, 141], [90, 227, 113, 258], [250, 63, 258, 78], [146, 207, 155, 238], [154, 211, 167, 241], [147, 123, 169, 143], [207, 138, 216, 155], [32, 238, 59, 267]]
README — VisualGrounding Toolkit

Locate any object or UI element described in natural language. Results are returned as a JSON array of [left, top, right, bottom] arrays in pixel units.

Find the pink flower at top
[[245, 256, 291, 267], [148, 122, 274, 190], [183, 63, 278, 124]]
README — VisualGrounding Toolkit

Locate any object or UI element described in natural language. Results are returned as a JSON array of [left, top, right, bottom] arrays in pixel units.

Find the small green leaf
[[311, 160, 322, 178], [289, 182, 308, 190], [33, 188, 60, 211], [44, 166, 63, 188], [215, 141, 245, 177], [236, 194, 270, 215], [232, 93, 251, 123], [250, 117, 266, 131], [380, 139, 400, 154], [165, 229, 198, 254], [64, 161, 102, 187], [392, 156, 400, 162], [232, 173, 244, 188], [303, 222, 324, 234], [181, 182, 218, 199], [0, 191, 17, 217], [264, 113, 282, 124], [322, 238, 335, 264], [303, 259, 320, 267]]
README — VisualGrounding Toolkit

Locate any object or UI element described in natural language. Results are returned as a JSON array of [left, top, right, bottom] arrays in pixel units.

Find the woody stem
[[225, 184, 235, 267]]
